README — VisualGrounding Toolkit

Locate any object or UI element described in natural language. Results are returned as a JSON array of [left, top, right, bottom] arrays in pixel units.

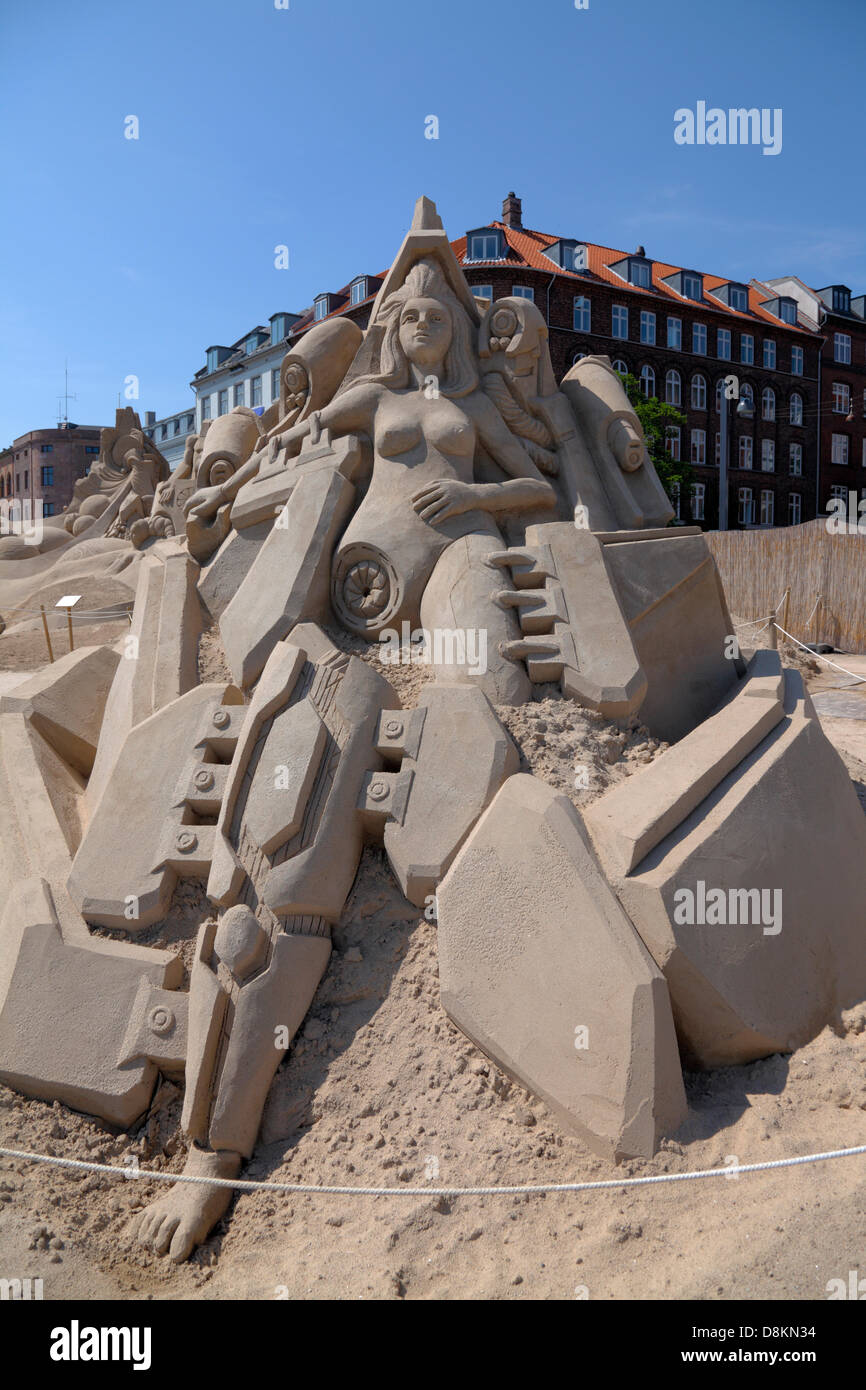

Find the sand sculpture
[[1, 198, 865, 1261]]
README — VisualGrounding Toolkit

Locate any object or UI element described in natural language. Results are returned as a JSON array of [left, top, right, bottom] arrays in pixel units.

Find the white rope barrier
[[2, 1142, 865, 1198], [774, 624, 866, 686]]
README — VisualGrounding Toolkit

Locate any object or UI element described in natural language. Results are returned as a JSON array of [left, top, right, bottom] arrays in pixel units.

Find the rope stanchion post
[[768, 613, 778, 651], [39, 605, 54, 663]]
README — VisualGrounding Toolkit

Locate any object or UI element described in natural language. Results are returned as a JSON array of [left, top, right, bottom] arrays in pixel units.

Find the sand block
[[586, 670, 866, 1067], [0, 877, 184, 1126], [599, 529, 741, 743], [220, 464, 356, 689], [85, 541, 202, 818], [437, 774, 687, 1159], [585, 650, 786, 876], [382, 685, 519, 907], [69, 683, 244, 929], [0, 644, 120, 777]]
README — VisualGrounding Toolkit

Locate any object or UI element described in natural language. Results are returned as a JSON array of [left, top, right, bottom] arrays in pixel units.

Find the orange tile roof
[[288, 220, 817, 337]]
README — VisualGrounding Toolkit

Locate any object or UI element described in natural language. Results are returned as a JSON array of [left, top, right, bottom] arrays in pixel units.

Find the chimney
[[502, 191, 522, 230]]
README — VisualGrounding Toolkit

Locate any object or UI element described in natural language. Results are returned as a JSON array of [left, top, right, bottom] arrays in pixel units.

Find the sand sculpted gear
[[2, 197, 866, 1264]]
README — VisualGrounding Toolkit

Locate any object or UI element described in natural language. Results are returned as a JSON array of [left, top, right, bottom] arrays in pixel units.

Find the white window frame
[[760, 489, 774, 526], [691, 428, 706, 465], [761, 439, 775, 472], [612, 305, 629, 340], [692, 322, 707, 355], [665, 369, 681, 406], [832, 382, 851, 415], [512, 285, 534, 301], [739, 436, 753, 470], [762, 387, 776, 422], [691, 373, 707, 410], [834, 332, 852, 365], [791, 345, 804, 375], [665, 426, 681, 461], [789, 443, 803, 476], [789, 393, 803, 426], [831, 433, 849, 465], [573, 296, 591, 332], [639, 364, 655, 398], [789, 492, 802, 525], [667, 316, 682, 349], [691, 482, 706, 520], [738, 486, 755, 525], [717, 328, 731, 360], [741, 334, 754, 365], [640, 310, 656, 345], [763, 339, 777, 370]]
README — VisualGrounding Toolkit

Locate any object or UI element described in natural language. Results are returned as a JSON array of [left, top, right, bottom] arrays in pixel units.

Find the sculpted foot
[[131, 1146, 242, 1263]]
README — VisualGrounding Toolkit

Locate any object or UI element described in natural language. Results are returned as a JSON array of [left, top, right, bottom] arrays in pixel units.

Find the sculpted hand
[[183, 485, 224, 521], [411, 479, 478, 525]]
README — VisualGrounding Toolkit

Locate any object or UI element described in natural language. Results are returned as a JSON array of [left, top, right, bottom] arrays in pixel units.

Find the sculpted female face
[[398, 296, 452, 369]]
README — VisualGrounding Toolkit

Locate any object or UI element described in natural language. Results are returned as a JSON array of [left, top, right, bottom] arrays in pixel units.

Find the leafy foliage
[[618, 371, 694, 516]]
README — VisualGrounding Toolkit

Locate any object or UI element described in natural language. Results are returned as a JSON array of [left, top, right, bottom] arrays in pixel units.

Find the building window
[[728, 285, 748, 313], [763, 339, 776, 370], [760, 489, 774, 526], [572, 351, 588, 365], [832, 382, 851, 414], [714, 431, 721, 466], [789, 493, 802, 525], [692, 323, 707, 355], [831, 433, 849, 465], [691, 373, 707, 410], [612, 305, 629, 339], [761, 440, 775, 472], [173, 419, 181, 435], [271, 368, 280, 401], [218, 389, 228, 416], [612, 359, 628, 376], [201, 396, 211, 421], [251, 376, 262, 407], [23, 471, 28, 489], [43, 502, 55, 517], [740, 382, 755, 412], [85, 446, 99, 454], [665, 426, 681, 461], [738, 487, 755, 525], [630, 261, 651, 288], [715, 379, 725, 414], [682, 272, 702, 301], [834, 333, 852, 365], [791, 345, 804, 375], [160, 424, 168, 439], [778, 301, 797, 325], [691, 428, 706, 465], [789, 443, 803, 476], [40, 444, 53, 453], [739, 436, 753, 470], [573, 296, 591, 332], [761, 387, 776, 422], [667, 317, 682, 349], [789, 393, 803, 426], [639, 364, 655, 397], [233, 382, 245, 408], [41, 465, 54, 486], [741, 334, 754, 365], [350, 278, 368, 305], [830, 484, 848, 502], [671, 480, 681, 521], [640, 311, 656, 345], [665, 369, 681, 406], [473, 285, 493, 303], [717, 328, 731, 360], [468, 232, 501, 261], [512, 285, 534, 301], [314, 296, 329, 321], [691, 482, 706, 521]]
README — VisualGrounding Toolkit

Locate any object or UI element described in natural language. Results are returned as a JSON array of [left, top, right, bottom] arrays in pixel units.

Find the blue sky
[[1, 0, 863, 445]]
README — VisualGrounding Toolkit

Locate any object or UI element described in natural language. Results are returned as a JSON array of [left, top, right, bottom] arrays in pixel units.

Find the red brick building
[[0, 423, 103, 518], [288, 193, 826, 530]]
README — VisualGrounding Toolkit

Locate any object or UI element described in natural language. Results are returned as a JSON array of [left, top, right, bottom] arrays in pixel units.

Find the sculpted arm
[[411, 391, 557, 526]]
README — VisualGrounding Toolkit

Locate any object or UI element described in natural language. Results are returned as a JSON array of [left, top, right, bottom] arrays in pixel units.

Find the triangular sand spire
[[411, 195, 444, 231]]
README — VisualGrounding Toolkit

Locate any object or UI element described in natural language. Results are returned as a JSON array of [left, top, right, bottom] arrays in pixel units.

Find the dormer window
[[270, 312, 298, 344], [682, 272, 702, 301], [833, 287, 851, 313], [350, 277, 368, 306], [609, 254, 653, 289], [466, 229, 504, 262], [729, 285, 748, 312], [778, 299, 797, 325], [543, 240, 588, 273], [314, 295, 330, 321], [205, 346, 232, 374], [661, 269, 703, 302]]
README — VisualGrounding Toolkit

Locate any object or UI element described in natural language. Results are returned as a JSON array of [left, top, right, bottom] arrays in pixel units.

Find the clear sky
[[1, 0, 863, 445]]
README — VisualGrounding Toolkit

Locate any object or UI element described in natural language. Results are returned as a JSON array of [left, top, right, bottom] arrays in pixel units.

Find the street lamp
[[718, 376, 754, 531]]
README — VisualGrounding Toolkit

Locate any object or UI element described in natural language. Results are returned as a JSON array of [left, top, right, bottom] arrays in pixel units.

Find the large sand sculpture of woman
[[185, 256, 558, 702]]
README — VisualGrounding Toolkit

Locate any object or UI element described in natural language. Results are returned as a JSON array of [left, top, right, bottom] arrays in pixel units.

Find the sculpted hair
[[358, 259, 478, 397]]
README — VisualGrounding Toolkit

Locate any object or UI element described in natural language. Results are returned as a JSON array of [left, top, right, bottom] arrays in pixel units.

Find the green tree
[[618, 372, 694, 521]]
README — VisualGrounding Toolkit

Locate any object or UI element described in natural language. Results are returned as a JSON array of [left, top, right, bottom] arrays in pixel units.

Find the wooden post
[[66, 606, 74, 653], [768, 614, 778, 650], [780, 587, 790, 638], [40, 605, 54, 663]]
